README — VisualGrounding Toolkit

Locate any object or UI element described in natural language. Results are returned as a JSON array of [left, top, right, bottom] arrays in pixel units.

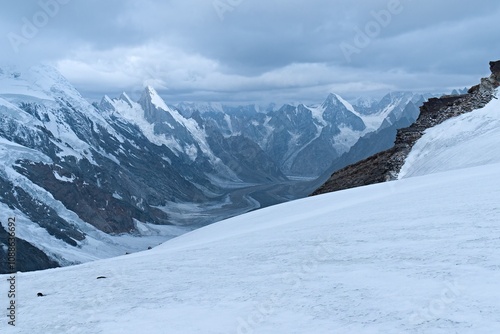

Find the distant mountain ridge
[[178, 91, 436, 177]]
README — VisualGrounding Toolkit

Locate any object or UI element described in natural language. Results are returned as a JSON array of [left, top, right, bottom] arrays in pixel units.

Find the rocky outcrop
[[312, 60, 499, 195], [490, 60, 500, 83]]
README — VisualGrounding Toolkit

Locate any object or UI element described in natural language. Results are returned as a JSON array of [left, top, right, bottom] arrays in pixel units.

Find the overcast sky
[[1, 0, 500, 104]]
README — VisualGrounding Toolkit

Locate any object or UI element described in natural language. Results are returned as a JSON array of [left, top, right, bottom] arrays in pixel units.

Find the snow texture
[[399, 91, 500, 178]]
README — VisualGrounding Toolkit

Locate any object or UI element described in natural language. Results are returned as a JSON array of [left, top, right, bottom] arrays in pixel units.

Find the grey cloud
[[1, 0, 499, 104]]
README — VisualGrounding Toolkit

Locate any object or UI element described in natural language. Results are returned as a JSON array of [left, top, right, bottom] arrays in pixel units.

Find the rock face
[[312, 60, 499, 195], [490, 60, 500, 83]]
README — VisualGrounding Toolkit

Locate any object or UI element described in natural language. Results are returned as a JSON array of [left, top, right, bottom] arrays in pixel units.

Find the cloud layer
[[2, 0, 499, 103]]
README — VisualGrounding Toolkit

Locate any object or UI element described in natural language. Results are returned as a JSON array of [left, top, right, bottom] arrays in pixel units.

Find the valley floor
[[170, 177, 322, 228]]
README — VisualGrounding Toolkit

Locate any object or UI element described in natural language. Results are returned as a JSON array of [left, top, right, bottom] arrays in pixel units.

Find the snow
[[26, 64, 125, 143], [359, 93, 419, 132], [102, 95, 114, 107], [142, 88, 243, 178], [112, 192, 123, 200], [105, 94, 183, 152], [399, 91, 500, 178], [332, 126, 366, 154], [0, 64, 127, 165], [361, 113, 389, 131], [354, 96, 378, 108], [0, 124, 182, 267], [52, 171, 75, 183], [0, 137, 53, 181], [0, 67, 54, 101], [153, 197, 238, 226], [184, 143, 198, 161], [308, 105, 327, 126], [176, 101, 225, 114], [112, 87, 227, 167], [146, 86, 171, 112], [2, 158, 500, 333], [119, 92, 134, 108], [224, 113, 234, 133], [335, 93, 359, 116]]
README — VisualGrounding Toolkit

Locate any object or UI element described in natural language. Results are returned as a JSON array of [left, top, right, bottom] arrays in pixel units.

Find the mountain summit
[[321, 93, 366, 131]]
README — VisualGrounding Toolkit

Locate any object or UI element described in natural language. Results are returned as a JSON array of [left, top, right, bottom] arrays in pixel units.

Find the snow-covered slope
[[2, 162, 499, 333], [399, 91, 500, 178], [2, 87, 500, 333]]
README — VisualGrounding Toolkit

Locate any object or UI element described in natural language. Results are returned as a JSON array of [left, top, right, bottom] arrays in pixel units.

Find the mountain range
[[176, 91, 437, 177], [0, 64, 441, 273], [3, 60, 500, 333]]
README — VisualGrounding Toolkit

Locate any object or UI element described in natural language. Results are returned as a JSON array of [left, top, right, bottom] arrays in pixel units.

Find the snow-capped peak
[[143, 85, 171, 112], [321, 93, 359, 115], [99, 95, 116, 112], [334, 93, 359, 115], [321, 93, 337, 108], [119, 92, 134, 108]]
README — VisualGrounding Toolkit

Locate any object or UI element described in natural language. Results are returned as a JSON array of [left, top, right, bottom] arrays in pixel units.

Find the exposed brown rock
[[312, 60, 499, 196], [490, 60, 500, 84], [468, 84, 480, 94], [490, 60, 500, 73], [14, 162, 170, 235]]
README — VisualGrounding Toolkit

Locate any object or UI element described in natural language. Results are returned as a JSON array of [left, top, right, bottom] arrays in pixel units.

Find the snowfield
[[399, 93, 500, 178], [1, 162, 499, 333], [1, 93, 499, 333]]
